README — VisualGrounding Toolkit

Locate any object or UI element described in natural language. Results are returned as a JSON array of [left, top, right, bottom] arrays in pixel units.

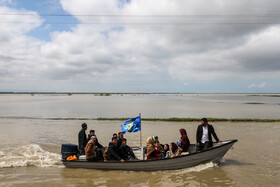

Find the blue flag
[[121, 116, 141, 134]]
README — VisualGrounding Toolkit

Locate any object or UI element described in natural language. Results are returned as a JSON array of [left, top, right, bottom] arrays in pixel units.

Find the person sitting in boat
[[119, 138, 136, 161], [87, 130, 104, 149], [162, 144, 170, 158], [169, 142, 183, 158], [85, 136, 99, 161], [78, 123, 88, 155], [146, 136, 158, 160], [107, 137, 124, 162], [178, 128, 190, 152], [117, 132, 124, 148], [153, 141, 162, 159], [196, 118, 222, 152]]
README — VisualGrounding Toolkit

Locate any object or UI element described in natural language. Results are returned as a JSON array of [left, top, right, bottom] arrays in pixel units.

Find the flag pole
[[139, 113, 142, 147]]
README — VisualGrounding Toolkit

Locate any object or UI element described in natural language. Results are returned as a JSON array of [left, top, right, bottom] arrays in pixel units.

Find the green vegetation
[[248, 94, 280, 97], [96, 117, 280, 122], [1, 116, 279, 122], [245, 102, 265, 104]]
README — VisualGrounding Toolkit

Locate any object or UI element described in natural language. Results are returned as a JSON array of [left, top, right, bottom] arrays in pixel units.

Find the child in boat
[[153, 141, 162, 159], [169, 142, 183, 158], [162, 144, 170, 158]]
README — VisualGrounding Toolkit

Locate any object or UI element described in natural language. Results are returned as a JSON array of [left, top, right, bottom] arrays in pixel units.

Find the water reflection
[[223, 159, 254, 166]]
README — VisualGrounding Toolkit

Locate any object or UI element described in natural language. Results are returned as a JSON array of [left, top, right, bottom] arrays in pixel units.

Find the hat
[[91, 135, 97, 139]]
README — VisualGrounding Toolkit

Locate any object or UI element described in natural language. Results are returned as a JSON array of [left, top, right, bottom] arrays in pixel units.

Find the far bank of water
[[0, 93, 279, 119]]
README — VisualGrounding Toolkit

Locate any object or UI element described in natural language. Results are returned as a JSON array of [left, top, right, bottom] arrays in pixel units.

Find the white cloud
[[0, 6, 43, 83], [1, 0, 280, 91], [249, 82, 268, 88]]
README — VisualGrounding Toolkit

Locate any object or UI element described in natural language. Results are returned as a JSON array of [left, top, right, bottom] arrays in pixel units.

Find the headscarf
[[153, 136, 158, 140], [179, 128, 190, 152], [180, 129, 188, 142], [180, 129, 187, 136]]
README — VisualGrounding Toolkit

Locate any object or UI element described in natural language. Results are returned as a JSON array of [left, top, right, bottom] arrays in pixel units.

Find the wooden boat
[[61, 139, 237, 171]]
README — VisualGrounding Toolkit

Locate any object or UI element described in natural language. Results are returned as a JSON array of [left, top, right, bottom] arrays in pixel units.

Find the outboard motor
[[61, 144, 79, 160]]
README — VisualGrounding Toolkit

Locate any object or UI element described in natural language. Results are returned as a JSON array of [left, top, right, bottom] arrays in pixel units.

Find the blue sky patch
[[7, 0, 78, 41]]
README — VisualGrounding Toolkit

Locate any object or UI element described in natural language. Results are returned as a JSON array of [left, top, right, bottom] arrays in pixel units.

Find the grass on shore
[[245, 102, 264, 104], [248, 94, 280, 97], [1, 116, 279, 122], [96, 117, 280, 122]]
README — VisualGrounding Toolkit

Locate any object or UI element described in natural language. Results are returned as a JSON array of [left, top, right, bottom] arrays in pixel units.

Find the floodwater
[[0, 94, 279, 186]]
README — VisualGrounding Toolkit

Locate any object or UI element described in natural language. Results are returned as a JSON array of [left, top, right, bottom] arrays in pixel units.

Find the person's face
[[90, 132, 95, 136], [113, 134, 117, 138], [164, 145, 168, 150], [122, 140, 127, 145], [155, 143, 159, 147], [84, 126, 88, 130], [201, 120, 206, 125], [155, 138, 158, 142], [91, 138, 96, 143], [112, 139, 118, 144], [119, 133, 123, 138]]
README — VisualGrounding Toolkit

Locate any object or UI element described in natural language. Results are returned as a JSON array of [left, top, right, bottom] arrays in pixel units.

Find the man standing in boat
[[196, 118, 222, 152], [78, 123, 88, 155]]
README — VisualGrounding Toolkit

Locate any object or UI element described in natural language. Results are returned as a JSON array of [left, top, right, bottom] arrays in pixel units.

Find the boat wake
[[180, 161, 218, 173], [0, 144, 63, 168]]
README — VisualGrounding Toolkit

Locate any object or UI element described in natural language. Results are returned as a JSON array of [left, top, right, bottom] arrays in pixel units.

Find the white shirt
[[201, 126, 209, 143]]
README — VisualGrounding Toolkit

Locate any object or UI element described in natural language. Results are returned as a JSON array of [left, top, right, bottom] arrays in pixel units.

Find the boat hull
[[62, 140, 237, 171]]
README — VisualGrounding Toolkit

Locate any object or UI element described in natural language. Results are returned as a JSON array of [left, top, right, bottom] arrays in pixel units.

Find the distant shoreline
[[97, 117, 280, 122], [0, 116, 279, 122], [0, 92, 279, 96]]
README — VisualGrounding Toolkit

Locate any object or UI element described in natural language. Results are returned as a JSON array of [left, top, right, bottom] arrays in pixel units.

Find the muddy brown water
[[0, 120, 279, 186], [0, 94, 279, 186]]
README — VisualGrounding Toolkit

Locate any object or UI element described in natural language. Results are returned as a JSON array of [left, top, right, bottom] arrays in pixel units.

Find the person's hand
[[104, 146, 107, 149], [196, 143, 200, 146], [120, 159, 125, 163], [128, 156, 130, 158]]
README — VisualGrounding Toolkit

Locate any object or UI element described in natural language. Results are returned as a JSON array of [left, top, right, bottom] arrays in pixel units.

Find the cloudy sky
[[0, 0, 280, 93]]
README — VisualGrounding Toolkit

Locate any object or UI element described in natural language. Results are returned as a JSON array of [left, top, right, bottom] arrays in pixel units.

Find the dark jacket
[[196, 124, 219, 146], [78, 129, 87, 150], [119, 144, 135, 159], [107, 142, 121, 161], [117, 138, 124, 148], [87, 135, 104, 148]]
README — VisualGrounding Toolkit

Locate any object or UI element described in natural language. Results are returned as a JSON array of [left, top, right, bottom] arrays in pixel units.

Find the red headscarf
[[180, 129, 187, 136], [179, 128, 190, 152]]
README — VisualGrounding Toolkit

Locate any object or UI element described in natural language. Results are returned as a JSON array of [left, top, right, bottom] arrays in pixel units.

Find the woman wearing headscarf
[[146, 136, 158, 160], [169, 142, 182, 158], [179, 128, 190, 152]]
